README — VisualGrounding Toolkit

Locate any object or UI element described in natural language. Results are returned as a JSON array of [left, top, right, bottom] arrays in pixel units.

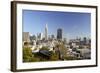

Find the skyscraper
[[57, 28, 62, 40], [37, 33, 43, 40], [23, 32, 30, 42], [45, 24, 48, 40]]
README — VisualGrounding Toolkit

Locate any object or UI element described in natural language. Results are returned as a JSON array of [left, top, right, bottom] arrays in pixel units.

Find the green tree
[[23, 47, 41, 62], [56, 43, 68, 59], [65, 56, 79, 60], [50, 52, 59, 61], [40, 46, 49, 50], [23, 47, 33, 62]]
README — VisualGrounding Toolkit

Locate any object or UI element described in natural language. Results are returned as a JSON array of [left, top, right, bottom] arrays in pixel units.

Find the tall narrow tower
[[57, 28, 62, 40], [45, 24, 48, 40]]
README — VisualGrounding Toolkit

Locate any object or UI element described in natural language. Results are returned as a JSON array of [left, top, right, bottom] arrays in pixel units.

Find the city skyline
[[23, 10, 91, 39]]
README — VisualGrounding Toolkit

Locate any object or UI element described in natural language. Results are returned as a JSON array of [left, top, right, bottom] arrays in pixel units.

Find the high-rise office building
[[57, 28, 62, 40], [23, 32, 30, 42], [37, 33, 43, 40], [45, 24, 48, 40], [51, 34, 55, 39]]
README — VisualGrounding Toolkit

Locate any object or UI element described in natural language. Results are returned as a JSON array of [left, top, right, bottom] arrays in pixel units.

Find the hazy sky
[[23, 10, 91, 39]]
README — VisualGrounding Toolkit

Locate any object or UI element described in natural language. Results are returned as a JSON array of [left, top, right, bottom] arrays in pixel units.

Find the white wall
[[0, 0, 99, 73]]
